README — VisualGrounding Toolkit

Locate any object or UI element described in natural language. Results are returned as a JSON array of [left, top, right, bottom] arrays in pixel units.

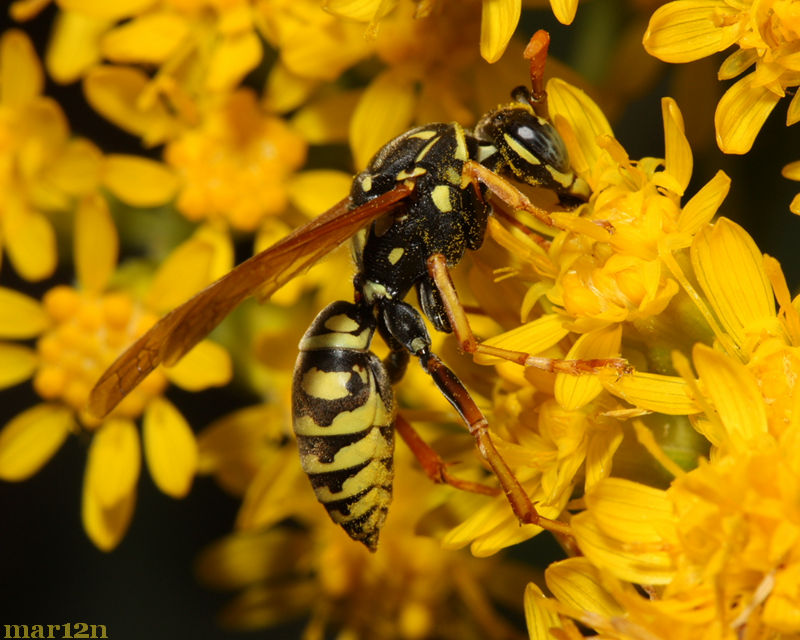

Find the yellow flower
[[45, 0, 263, 93], [0, 199, 232, 551], [164, 88, 307, 232], [0, 29, 179, 281], [527, 439, 800, 639], [196, 436, 528, 639], [323, 0, 579, 65], [263, 0, 533, 169], [524, 214, 800, 638], [643, 0, 800, 154]]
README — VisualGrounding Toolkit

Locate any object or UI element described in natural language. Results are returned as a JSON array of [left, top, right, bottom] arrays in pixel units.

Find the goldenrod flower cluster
[[0, 0, 798, 638]]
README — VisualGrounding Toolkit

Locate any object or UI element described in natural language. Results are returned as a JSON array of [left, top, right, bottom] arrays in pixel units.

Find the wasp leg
[[420, 351, 570, 535], [379, 297, 570, 535], [425, 253, 632, 375], [394, 413, 499, 496], [461, 160, 557, 228]]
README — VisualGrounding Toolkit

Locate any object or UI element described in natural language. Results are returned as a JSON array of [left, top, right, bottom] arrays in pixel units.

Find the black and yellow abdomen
[[292, 301, 396, 551]]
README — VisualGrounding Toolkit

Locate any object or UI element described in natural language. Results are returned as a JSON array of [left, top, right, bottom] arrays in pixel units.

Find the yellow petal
[[787, 90, 800, 127], [547, 78, 613, 173], [143, 397, 197, 497], [584, 424, 623, 492], [83, 66, 174, 146], [480, 0, 521, 63], [3, 204, 57, 281], [102, 12, 188, 63], [545, 557, 624, 618], [662, 97, 692, 195], [573, 481, 677, 584], [164, 339, 232, 391], [324, 0, 395, 22], [603, 371, 701, 415], [263, 61, 320, 113], [693, 343, 768, 445], [477, 313, 569, 365], [0, 287, 48, 338], [691, 217, 774, 347], [0, 30, 43, 107], [82, 465, 136, 552], [791, 192, 800, 215], [0, 403, 72, 481], [58, 0, 157, 19], [146, 224, 234, 313], [555, 325, 621, 410], [715, 73, 781, 154], [46, 10, 108, 84], [46, 138, 103, 196], [102, 154, 179, 207], [524, 582, 563, 640], [291, 89, 360, 144], [287, 170, 353, 218], [0, 343, 38, 389], [783, 160, 800, 181], [85, 418, 141, 508], [643, 0, 742, 63], [206, 32, 262, 92], [350, 69, 416, 170], [75, 195, 118, 294], [10, 0, 51, 21], [235, 448, 308, 531], [678, 170, 730, 236], [718, 48, 758, 81], [549, 0, 578, 25], [584, 477, 675, 543]]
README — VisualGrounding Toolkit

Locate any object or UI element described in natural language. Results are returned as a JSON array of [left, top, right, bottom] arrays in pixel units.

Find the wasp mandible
[[89, 31, 628, 551]]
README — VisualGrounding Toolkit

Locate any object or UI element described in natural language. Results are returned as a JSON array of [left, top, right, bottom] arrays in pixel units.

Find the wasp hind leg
[[425, 253, 632, 376], [394, 413, 499, 497]]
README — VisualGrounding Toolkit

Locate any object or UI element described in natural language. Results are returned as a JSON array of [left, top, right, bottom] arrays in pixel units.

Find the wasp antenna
[[523, 30, 550, 113]]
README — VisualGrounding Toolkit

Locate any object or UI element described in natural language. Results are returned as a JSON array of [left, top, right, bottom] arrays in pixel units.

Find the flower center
[[34, 285, 167, 425]]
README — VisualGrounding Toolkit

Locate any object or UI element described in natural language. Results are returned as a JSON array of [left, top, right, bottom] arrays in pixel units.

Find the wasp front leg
[[461, 160, 557, 229], [425, 253, 632, 376]]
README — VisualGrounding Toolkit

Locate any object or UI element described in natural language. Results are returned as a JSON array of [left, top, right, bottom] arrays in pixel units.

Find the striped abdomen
[[292, 301, 396, 551]]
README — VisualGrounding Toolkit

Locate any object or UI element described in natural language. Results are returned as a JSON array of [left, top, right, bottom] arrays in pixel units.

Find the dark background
[[1, 2, 798, 639]]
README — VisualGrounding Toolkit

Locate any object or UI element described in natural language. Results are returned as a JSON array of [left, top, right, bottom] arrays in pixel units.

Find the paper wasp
[[89, 31, 627, 550]]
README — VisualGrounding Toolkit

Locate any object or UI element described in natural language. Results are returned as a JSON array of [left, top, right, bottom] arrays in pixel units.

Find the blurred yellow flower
[[643, 0, 800, 154], [165, 88, 307, 232], [197, 434, 529, 639], [0, 29, 177, 281], [44, 0, 263, 94], [0, 198, 233, 551]]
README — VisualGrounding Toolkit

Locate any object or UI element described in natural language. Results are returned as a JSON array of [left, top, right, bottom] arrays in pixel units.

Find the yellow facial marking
[[388, 247, 404, 265], [504, 133, 541, 166], [545, 164, 575, 188], [431, 184, 453, 213], [360, 175, 373, 192]]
